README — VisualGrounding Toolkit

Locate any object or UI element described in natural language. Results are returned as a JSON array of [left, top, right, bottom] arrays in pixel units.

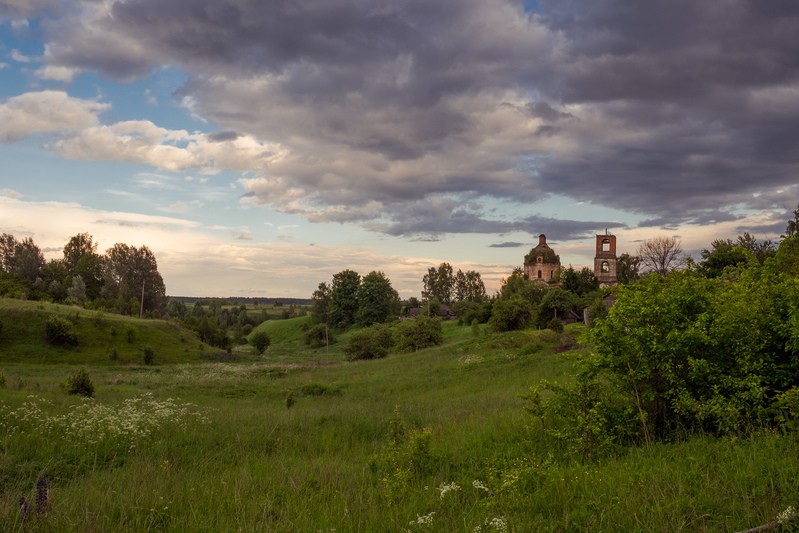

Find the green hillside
[[2, 305, 798, 531], [0, 298, 210, 365]]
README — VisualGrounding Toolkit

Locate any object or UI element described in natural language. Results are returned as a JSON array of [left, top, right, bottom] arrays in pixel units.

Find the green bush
[[143, 346, 155, 365], [66, 369, 95, 397], [393, 317, 443, 352], [249, 330, 271, 355], [44, 316, 78, 346], [488, 297, 535, 332], [344, 324, 393, 360], [304, 323, 335, 348]]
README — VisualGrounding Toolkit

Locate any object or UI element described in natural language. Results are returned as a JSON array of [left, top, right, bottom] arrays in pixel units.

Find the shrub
[[488, 298, 535, 332], [345, 324, 393, 360], [44, 316, 78, 347], [304, 323, 335, 348], [66, 369, 95, 397], [126, 327, 135, 343], [0, 371, 6, 388], [143, 347, 155, 365], [393, 317, 443, 352], [546, 318, 564, 333], [249, 330, 271, 355]]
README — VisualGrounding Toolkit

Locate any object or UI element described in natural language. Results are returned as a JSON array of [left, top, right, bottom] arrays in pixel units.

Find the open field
[[2, 305, 799, 531]]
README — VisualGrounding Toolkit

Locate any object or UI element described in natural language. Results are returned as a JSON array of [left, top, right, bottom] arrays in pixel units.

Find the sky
[[0, 0, 797, 299]]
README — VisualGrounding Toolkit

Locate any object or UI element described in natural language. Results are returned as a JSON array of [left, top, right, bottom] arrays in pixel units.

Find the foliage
[[249, 329, 271, 354], [393, 316, 444, 352], [637, 235, 685, 277], [310, 281, 332, 324], [699, 239, 757, 278], [355, 270, 400, 326], [454, 269, 487, 302], [560, 266, 599, 296], [590, 267, 799, 441], [143, 346, 155, 365], [44, 316, 79, 347], [524, 367, 637, 461], [616, 252, 642, 284], [538, 287, 580, 324], [422, 262, 455, 304], [304, 323, 335, 348], [344, 323, 393, 360], [497, 268, 548, 304], [329, 269, 361, 328], [784, 201, 799, 238], [488, 297, 535, 332], [66, 369, 95, 397], [102, 243, 166, 315]]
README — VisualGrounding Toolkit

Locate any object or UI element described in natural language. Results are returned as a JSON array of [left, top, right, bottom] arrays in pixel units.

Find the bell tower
[[594, 231, 618, 286]]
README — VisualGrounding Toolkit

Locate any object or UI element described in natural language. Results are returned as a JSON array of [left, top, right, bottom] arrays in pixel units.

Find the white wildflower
[[472, 480, 490, 493], [410, 511, 435, 527], [438, 481, 461, 499], [777, 506, 796, 524]]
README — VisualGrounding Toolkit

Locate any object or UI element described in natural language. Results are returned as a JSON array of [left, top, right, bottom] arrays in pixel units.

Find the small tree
[[637, 236, 685, 277], [66, 369, 94, 397], [249, 330, 271, 355]]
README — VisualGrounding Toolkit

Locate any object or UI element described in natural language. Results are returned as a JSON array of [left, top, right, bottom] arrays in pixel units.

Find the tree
[[498, 268, 548, 305], [454, 269, 487, 302], [13, 237, 45, 284], [329, 269, 360, 328], [699, 239, 754, 278], [422, 263, 455, 304], [560, 266, 599, 296], [616, 253, 642, 284], [64, 233, 104, 300], [311, 282, 332, 324], [0, 233, 17, 273], [637, 236, 685, 277], [539, 287, 580, 323], [102, 244, 166, 315], [734, 232, 776, 265], [784, 202, 799, 238], [355, 271, 400, 327]]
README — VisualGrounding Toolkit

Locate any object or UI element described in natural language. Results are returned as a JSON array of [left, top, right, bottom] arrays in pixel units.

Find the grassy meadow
[[2, 302, 799, 531]]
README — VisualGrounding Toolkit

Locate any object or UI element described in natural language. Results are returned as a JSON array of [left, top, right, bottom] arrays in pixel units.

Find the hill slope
[[0, 298, 210, 364]]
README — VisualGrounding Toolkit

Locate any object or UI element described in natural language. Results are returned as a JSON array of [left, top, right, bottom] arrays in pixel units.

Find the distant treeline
[[168, 296, 312, 306]]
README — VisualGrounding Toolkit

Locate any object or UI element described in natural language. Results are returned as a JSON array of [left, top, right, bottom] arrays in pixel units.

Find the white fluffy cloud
[[0, 91, 109, 142], [53, 120, 287, 173]]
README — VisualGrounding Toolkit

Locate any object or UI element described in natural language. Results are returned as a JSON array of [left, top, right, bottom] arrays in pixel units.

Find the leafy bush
[[44, 316, 78, 347], [393, 316, 443, 352], [143, 346, 155, 365], [249, 330, 271, 354], [344, 324, 393, 360], [304, 323, 335, 348], [66, 369, 95, 397], [488, 297, 535, 332]]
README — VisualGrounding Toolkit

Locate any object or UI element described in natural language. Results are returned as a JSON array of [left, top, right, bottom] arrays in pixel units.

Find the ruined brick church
[[523, 232, 618, 286]]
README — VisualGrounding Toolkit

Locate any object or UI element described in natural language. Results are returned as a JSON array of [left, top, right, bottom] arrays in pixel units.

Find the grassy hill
[[1, 308, 798, 531], [0, 298, 210, 365]]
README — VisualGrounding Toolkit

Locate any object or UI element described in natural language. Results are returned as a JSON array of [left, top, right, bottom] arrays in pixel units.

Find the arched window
[[601, 260, 610, 273], [537, 270, 542, 279], [602, 239, 611, 252]]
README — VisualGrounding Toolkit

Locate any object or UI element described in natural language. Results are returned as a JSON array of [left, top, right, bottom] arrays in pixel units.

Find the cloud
[[54, 121, 287, 173], [0, 91, 109, 142], [0, 195, 514, 297], [12, 0, 799, 240]]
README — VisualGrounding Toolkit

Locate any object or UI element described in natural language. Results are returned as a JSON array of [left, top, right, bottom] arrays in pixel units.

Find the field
[[2, 304, 799, 531]]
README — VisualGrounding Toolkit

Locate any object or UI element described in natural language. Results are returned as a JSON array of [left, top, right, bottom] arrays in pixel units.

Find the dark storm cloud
[[490, 241, 526, 248], [26, 0, 799, 238]]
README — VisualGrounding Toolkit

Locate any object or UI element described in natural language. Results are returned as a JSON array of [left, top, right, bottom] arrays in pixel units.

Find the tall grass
[[1, 321, 798, 531]]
